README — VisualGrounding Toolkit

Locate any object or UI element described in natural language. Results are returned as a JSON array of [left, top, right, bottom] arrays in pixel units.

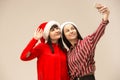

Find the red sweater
[[20, 38, 70, 80]]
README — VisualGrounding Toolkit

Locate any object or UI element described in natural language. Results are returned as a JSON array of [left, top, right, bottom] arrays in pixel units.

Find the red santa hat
[[38, 20, 60, 43]]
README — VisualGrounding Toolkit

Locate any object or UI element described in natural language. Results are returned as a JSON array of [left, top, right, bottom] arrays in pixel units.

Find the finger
[[98, 7, 108, 13], [101, 8, 108, 14], [37, 28, 41, 32], [36, 28, 42, 34], [95, 3, 104, 9], [98, 6, 107, 12], [39, 29, 43, 33]]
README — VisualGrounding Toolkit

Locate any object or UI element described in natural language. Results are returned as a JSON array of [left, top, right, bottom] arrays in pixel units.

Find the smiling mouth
[[55, 33, 61, 36], [69, 34, 75, 36]]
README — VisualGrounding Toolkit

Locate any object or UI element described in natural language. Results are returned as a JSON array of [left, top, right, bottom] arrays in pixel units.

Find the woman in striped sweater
[[61, 4, 110, 80]]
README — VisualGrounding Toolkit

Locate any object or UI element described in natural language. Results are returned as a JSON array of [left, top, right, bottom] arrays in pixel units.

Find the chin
[[70, 37, 76, 39], [52, 36, 60, 40], [56, 35, 61, 38]]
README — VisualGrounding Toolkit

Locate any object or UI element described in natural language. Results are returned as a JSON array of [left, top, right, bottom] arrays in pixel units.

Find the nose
[[70, 29, 73, 33], [55, 28, 60, 31], [55, 28, 61, 33]]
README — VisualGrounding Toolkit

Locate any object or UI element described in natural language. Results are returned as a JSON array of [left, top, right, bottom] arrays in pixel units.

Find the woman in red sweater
[[61, 4, 110, 80], [20, 21, 70, 80]]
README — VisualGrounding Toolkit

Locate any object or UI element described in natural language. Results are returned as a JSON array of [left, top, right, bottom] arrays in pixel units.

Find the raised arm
[[88, 4, 110, 48], [20, 28, 43, 61]]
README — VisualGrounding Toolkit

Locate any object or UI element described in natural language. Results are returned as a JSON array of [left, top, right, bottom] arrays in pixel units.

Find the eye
[[56, 27, 60, 30], [65, 29, 69, 32], [71, 26, 75, 30], [50, 28, 55, 31]]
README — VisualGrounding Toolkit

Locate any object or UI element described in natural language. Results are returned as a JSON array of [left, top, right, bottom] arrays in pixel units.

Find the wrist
[[33, 36, 39, 40], [103, 13, 109, 21]]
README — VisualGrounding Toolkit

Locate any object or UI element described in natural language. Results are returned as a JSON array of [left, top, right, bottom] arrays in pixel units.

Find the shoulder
[[35, 42, 48, 49], [77, 36, 91, 46]]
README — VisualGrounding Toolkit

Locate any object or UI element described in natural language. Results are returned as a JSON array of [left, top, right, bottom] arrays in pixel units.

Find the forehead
[[50, 24, 59, 29], [64, 24, 74, 29]]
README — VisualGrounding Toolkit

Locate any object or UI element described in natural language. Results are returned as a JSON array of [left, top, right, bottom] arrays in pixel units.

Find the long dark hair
[[62, 24, 83, 49], [47, 24, 66, 53]]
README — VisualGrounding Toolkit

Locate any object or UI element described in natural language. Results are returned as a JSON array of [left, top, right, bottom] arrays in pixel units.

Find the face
[[63, 24, 77, 41], [49, 26, 61, 43]]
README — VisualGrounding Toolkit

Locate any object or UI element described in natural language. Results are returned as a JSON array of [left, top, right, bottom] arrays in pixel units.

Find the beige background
[[0, 0, 120, 80]]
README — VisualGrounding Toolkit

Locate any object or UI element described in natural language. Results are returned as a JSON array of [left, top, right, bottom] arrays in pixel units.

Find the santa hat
[[38, 20, 60, 43], [60, 22, 78, 31]]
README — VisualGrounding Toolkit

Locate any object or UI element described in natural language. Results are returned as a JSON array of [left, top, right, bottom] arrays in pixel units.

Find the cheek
[[64, 32, 70, 39], [74, 31, 78, 36], [49, 33, 53, 38]]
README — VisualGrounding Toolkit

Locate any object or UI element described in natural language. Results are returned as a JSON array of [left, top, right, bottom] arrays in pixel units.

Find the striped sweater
[[67, 20, 109, 79]]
